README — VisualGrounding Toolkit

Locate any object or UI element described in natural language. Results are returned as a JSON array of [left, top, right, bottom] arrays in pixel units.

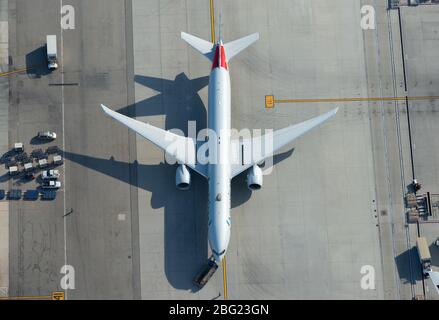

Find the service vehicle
[[42, 180, 61, 189], [38, 131, 57, 141], [41, 169, 60, 180], [46, 35, 58, 70]]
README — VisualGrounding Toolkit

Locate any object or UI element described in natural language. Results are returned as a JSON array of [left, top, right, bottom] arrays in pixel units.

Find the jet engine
[[246, 165, 263, 191], [175, 164, 191, 190]]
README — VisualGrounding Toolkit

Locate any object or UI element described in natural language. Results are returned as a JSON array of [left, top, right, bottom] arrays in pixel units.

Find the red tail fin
[[211, 44, 228, 70]]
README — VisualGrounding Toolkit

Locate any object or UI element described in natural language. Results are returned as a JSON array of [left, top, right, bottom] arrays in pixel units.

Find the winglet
[[101, 103, 110, 114]]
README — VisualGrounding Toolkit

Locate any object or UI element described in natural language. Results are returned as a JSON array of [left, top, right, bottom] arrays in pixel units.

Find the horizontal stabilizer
[[224, 33, 259, 60], [181, 32, 215, 61]]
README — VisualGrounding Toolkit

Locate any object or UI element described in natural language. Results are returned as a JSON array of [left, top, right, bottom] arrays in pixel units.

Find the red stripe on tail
[[211, 45, 228, 70]]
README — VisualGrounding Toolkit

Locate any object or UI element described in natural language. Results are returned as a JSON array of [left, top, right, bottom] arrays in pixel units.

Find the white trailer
[[417, 237, 432, 275], [38, 158, 48, 169], [8, 166, 18, 175], [46, 35, 58, 70], [53, 155, 63, 165], [414, 237, 439, 295], [24, 162, 33, 172], [14, 142, 23, 152]]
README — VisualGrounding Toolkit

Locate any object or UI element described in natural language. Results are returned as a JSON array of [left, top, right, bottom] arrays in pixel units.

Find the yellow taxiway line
[[0, 291, 64, 300], [222, 257, 228, 300], [0, 67, 28, 77], [265, 95, 439, 109], [265, 94, 439, 108], [272, 96, 439, 104], [0, 295, 51, 300], [210, 0, 215, 43]]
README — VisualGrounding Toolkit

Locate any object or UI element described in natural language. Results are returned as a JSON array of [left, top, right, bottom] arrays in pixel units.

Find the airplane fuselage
[[207, 43, 232, 263]]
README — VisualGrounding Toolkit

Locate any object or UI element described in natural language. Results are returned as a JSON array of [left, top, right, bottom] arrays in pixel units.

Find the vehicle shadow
[[395, 246, 423, 285], [0, 173, 10, 183], [25, 46, 51, 78], [65, 72, 294, 291], [30, 136, 49, 145]]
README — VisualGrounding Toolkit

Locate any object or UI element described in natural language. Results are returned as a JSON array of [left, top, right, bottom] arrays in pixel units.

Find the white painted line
[[0, 203, 9, 294], [60, 0, 68, 300], [0, 1, 9, 295]]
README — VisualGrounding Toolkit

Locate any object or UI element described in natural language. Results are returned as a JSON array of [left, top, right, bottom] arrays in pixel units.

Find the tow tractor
[[193, 258, 218, 289]]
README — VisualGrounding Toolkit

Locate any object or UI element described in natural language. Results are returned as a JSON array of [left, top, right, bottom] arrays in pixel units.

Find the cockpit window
[[212, 249, 226, 256]]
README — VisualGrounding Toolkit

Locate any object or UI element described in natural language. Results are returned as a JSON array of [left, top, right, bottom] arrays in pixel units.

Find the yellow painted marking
[[210, 0, 215, 43], [0, 67, 28, 77], [51, 291, 65, 300], [273, 96, 439, 104], [265, 95, 274, 108], [0, 295, 51, 300], [222, 257, 228, 300], [0, 291, 64, 300]]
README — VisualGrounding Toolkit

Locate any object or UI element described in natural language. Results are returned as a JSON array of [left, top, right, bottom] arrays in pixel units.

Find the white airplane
[[101, 24, 338, 264]]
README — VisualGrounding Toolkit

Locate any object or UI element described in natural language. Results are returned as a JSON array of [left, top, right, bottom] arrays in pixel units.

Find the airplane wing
[[101, 104, 208, 178], [230, 108, 338, 178]]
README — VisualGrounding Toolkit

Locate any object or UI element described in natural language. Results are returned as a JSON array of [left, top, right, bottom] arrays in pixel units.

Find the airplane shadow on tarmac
[[64, 72, 294, 291]]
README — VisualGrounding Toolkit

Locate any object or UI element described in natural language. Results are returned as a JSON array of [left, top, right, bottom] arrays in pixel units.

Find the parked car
[[41, 169, 60, 180], [41, 180, 61, 189], [41, 190, 56, 200], [37, 131, 57, 141], [24, 190, 39, 201]]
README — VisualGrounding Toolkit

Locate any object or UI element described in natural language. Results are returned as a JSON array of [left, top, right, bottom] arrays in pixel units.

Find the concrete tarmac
[[7, 0, 138, 299]]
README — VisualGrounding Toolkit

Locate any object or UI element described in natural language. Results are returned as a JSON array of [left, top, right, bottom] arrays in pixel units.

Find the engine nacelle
[[175, 164, 191, 190], [246, 165, 263, 191]]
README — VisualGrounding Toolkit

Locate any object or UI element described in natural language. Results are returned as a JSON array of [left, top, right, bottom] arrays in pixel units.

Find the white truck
[[46, 35, 58, 70], [41, 169, 60, 180], [416, 237, 439, 295], [417, 237, 432, 276], [42, 180, 61, 189]]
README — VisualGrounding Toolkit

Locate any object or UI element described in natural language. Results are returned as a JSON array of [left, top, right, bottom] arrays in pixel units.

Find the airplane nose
[[208, 212, 230, 264], [213, 251, 225, 264], [209, 231, 228, 264]]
